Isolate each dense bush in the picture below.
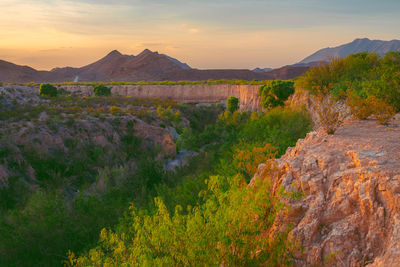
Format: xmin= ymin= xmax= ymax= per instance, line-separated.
xmin=39 ymin=83 xmax=58 ymax=97
xmin=157 ymin=106 xmax=182 ymax=124
xmin=227 ymin=96 xmax=239 ymax=113
xmin=296 ymin=51 xmax=400 ymax=125
xmin=258 ymin=80 xmax=295 ymax=109
xmin=93 ymin=84 xmax=111 ymax=96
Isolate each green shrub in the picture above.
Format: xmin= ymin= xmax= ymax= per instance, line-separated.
xmin=109 ymin=105 xmax=122 ymax=114
xmin=93 ymin=84 xmax=111 ymax=96
xmin=39 ymin=83 xmax=58 ymax=97
xmin=227 ymin=96 xmax=239 ymax=113
xmin=157 ymin=105 xmax=182 ymax=126
xmin=238 ymin=106 xmax=312 ymax=155
xmin=258 ymin=80 xmax=295 ymax=109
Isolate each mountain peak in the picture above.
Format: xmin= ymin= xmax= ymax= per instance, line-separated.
xmin=300 ymin=38 xmax=400 ymax=64
xmin=106 ymin=50 xmax=122 ymax=57
xmin=352 ymin=38 xmax=371 ymax=44
xmin=137 ymin=49 xmax=157 ymax=57
xmin=353 ymin=37 xmax=370 ymax=42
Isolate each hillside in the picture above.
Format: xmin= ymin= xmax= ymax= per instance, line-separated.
xmin=50 ymin=49 xmax=193 ymax=82
xmin=300 ymin=38 xmax=400 ymax=63
xmin=0 ymin=60 xmax=48 ymax=83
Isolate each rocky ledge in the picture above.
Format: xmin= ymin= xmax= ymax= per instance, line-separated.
xmin=253 ymin=114 xmax=400 ymax=266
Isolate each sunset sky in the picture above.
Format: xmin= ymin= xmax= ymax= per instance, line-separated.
xmin=1 ymin=0 xmax=399 ymax=70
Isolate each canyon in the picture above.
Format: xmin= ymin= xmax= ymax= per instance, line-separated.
xmin=2 ymin=82 xmax=400 ymax=266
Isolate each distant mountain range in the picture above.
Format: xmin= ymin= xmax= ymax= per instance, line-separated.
xmin=0 ymin=38 xmax=399 ymax=83
xmin=300 ymin=38 xmax=400 ymax=64
xmin=0 ymin=49 xmax=306 ymax=83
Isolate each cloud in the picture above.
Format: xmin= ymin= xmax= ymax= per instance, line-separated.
xmin=0 ymin=0 xmax=399 ymax=70
xmin=189 ymin=28 xmax=199 ymax=34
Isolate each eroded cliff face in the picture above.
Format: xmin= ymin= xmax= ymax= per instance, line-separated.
xmin=252 ymin=115 xmax=400 ymax=266
xmin=60 ymin=84 xmax=262 ymax=111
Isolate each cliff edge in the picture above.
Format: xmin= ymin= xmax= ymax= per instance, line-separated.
xmin=253 ymin=114 xmax=400 ymax=266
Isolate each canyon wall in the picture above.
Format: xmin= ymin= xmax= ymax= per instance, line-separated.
xmin=60 ymin=84 xmax=262 ymax=111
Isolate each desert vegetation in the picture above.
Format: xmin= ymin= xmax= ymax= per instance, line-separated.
xmin=93 ymin=84 xmax=112 ymax=96
xmin=39 ymin=83 xmax=58 ymax=97
xmin=67 ymin=105 xmax=311 ymax=266
xmin=227 ymin=96 xmax=239 ymax=113
xmin=296 ymin=51 xmax=400 ymax=127
xmin=258 ymin=80 xmax=295 ymax=109
xmin=0 ymin=85 xmax=311 ymax=266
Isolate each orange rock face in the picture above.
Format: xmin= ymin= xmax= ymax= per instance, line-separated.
xmin=253 ymin=115 xmax=400 ymax=266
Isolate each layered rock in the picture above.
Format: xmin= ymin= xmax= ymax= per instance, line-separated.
xmin=60 ymin=84 xmax=262 ymax=111
xmin=253 ymin=115 xmax=400 ymax=266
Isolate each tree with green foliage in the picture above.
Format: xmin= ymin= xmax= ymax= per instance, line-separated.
xmin=93 ymin=84 xmax=111 ymax=96
xmin=39 ymin=83 xmax=58 ymax=97
xmin=227 ymin=96 xmax=239 ymax=113
xmin=258 ymin=80 xmax=295 ymax=109
xmin=67 ymin=170 xmax=297 ymax=267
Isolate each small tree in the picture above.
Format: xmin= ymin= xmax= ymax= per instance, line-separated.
xmin=39 ymin=83 xmax=58 ymax=97
xmin=93 ymin=84 xmax=111 ymax=96
xmin=314 ymin=95 xmax=342 ymax=135
xmin=258 ymin=80 xmax=295 ymax=109
xmin=227 ymin=96 xmax=239 ymax=113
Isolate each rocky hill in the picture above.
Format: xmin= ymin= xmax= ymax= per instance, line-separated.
xmin=50 ymin=49 xmax=193 ymax=82
xmin=300 ymin=38 xmax=400 ymax=64
xmin=0 ymin=50 xmax=310 ymax=83
xmin=252 ymin=114 xmax=400 ymax=266
xmin=0 ymin=60 xmax=49 ymax=83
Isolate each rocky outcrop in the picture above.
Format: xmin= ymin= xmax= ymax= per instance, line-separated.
xmin=252 ymin=114 xmax=400 ymax=266
xmin=133 ymin=119 xmax=176 ymax=157
xmin=60 ymin=84 xmax=261 ymax=111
